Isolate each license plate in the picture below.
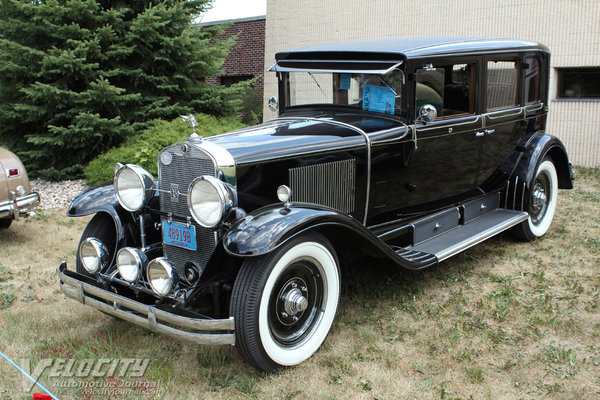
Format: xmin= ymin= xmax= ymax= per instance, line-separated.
xmin=163 ymin=220 xmax=197 ymax=251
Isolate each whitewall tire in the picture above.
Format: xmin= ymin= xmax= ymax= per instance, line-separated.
xmin=231 ymin=233 xmax=340 ymax=372
xmin=513 ymin=158 xmax=558 ymax=241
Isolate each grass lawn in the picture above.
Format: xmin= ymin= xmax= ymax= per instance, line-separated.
xmin=0 ymin=167 xmax=598 ymax=400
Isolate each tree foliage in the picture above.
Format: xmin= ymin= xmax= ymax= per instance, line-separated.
xmin=0 ymin=0 xmax=242 ymax=179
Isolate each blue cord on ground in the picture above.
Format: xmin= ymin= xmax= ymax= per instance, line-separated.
xmin=0 ymin=349 xmax=60 ymax=400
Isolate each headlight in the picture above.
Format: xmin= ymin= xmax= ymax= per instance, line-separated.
xmin=114 ymin=164 xmax=156 ymax=212
xmin=79 ymin=238 xmax=109 ymax=274
xmin=187 ymin=176 xmax=234 ymax=228
xmin=116 ymin=247 xmax=146 ymax=283
xmin=147 ymin=257 xmax=175 ymax=297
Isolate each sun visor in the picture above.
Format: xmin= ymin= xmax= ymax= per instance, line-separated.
xmin=268 ymin=60 xmax=403 ymax=75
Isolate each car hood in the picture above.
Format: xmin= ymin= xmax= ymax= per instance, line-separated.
xmin=204 ymin=118 xmax=367 ymax=165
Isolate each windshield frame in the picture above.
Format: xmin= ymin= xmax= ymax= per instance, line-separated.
xmin=277 ymin=67 xmax=408 ymax=119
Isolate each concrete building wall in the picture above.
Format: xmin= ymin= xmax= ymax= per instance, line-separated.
xmin=263 ymin=0 xmax=600 ymax=167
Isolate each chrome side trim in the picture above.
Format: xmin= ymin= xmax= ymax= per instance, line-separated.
xmin=58 ymin=263 xmax=235 ymax=346
xmin=275 ymin=117 xmax=371 ymax=225
xmin=415 ymin=115 xmax=482 ymax=133
xmin=484 ymin=107 xmax=524 ymax=121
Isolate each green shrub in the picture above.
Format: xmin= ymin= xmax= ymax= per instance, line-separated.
xmin=84 ymin=115 xmax=245 ymax=185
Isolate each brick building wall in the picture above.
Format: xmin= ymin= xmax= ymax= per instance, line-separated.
xmin=203 ymin=16 xmax=266 ymax=93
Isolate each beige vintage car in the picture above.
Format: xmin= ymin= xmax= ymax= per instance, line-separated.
xmin=0 ymin=146 xmax=40 ymax=228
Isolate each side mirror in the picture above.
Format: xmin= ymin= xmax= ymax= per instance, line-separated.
xmin=418 ymin=104 xmax=437 ymax=123
xmin=268 ymin=96 xmax=279 ymax=112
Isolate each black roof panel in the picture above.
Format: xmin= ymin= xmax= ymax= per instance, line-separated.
xmin=275 ymin=37 xmax=548 ymax=61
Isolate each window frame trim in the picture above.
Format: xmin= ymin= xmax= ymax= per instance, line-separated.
xmin=483 ymin=55 xmax=522 ymax=112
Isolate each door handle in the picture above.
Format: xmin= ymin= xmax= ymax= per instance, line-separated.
xmin=473 ymin=129 xmax=494 ymax=137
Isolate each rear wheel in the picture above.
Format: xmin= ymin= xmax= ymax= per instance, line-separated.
xmin=76 ymin=213 xmax=116 ymax=276
xmin=231 ymin=233 xmax=340 ymax=372
xmin=512 ymin=158 xmax=558 ymax=241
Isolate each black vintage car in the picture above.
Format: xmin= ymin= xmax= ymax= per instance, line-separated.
xmin=59 ymin=37 xmax=574 ymax=372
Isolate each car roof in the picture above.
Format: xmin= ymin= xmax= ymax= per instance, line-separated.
xmin=275 ymin=37 xmax=548 ymax=61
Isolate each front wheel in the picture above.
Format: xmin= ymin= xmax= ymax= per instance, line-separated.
xmin=0 ymin=218 xmax=12 ymax=229
xmin=231 ymin=233 xmax=340 ymax=372
xmin=512 ymin=158 xmax=558 ymax=241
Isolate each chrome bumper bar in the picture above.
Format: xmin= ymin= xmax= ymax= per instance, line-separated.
xmin=58 ymin=262 xmax=235 ymax=345
xmin=0 ymin=192 xmax=39 ymax=220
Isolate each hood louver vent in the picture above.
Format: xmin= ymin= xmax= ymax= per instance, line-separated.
xmin=289 ymin=159 xmax=356 ymax=214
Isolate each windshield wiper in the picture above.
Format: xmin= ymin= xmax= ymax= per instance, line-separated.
xmin=308 ymin=72 xmax=327 ymax=98
xmin=376 ymin=75 xmax=398 ymax=96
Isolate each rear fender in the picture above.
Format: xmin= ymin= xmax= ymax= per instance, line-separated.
xmin=513 ymin=133 xmax=574 ymax=190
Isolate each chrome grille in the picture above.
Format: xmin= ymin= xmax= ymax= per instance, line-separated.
xmin=158 ymin=143 xmax=216 ymax=276
xmin=289 ymin=159 xmax=356 ymax=214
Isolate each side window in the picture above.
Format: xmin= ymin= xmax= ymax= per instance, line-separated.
xmin=524 ymin=58 xmax=541 ymax=103
xmin=486 ymin=60 xmax=518 ymax=110
xmin=415 ymin=63 xmax=473 ymax=118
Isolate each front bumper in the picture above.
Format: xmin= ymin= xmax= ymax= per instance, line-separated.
xmin=58 ymin=262 xmax=235 ymax=345
xmin=0 ymin=192 xmax=39 ymax=220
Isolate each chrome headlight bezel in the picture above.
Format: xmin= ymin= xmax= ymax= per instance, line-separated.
xmin=116 ymin=247 xmax=147 ymax=283
xmin=146 ymin=257 xmax=176 ymax=297
xmin=187 ymin=175 xmax=235 ymax=228
xmin=79 ymin=238 xmax=109 ymax=274
xmin=114 ymin=164 xmax=156 ymax=212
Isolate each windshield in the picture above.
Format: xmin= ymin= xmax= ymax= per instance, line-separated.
xmin=283 ymin=70 xmax=405 ymax=116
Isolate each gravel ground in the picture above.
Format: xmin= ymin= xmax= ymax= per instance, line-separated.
xmin=31 ymin=179 xmax=89 ymax=210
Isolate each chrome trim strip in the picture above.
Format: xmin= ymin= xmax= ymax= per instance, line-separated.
xmin=275 ymin=117 xmax=372 ymax=225
xmin=415 ymin=115 xmax=481 ymax=133
xmin=484 ymin=107 xmax=524 ymax=120
xmin=436 ymin=212 xmax=528 ymax=261
xmin=525 ymin=103 xmax=543 ymax=112
xmin=58 ymin=263 xmax=235 ymax=346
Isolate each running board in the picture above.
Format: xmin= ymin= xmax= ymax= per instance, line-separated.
xmin=408 ymin=209 xmax=528 ymax=261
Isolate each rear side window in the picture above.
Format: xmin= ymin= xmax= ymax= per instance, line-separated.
xmin=486 ymin=60 xmax=518 ymax=110
xmin=524 ymin=58 xmax=541 ymax=103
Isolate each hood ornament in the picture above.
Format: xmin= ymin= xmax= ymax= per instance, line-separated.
xmin=180 ymin=114 xmax=202 ymax=142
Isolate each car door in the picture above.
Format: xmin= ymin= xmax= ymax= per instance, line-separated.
xmin=406 ymin=60 xmax=483 ymax=209
xmin=478 ymin=57 xmax=525 ymax=186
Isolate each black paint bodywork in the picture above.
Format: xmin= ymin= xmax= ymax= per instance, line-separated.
xmin=67 ymin=38 xmax=574 ymax=318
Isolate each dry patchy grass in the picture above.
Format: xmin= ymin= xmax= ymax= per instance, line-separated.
xmin=0 ymin=167 xmax=598 ymax=400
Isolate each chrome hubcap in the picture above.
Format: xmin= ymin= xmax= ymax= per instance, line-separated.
xmin=269 ymin=260 xmax=324 ymax=346
xmin=530 ymin=170 xmax=551 ymax=225
xmin=277 ymin=279 xmax=309 ymax=323
xmin=532 ymin=184 xmax=547 ymax=212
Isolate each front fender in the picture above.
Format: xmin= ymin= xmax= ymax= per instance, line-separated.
xmin=67 ymin=181 xmax=131 ymax=247
xmin=223 ymin=204 xmax=370 ymax=257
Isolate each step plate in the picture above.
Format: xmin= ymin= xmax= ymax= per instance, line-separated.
xmin=410 ymin=209 xmax=528 ymax=261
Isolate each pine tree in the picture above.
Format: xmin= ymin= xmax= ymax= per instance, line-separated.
xmin=0 ymin=0 xmax=239 ymax=179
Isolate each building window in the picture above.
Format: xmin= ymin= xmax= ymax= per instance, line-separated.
xmin=557 ymin=68 xmax=600 ymax=99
